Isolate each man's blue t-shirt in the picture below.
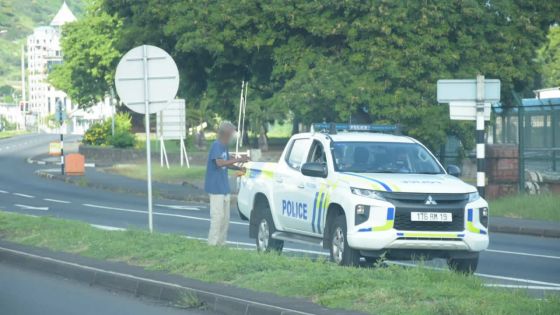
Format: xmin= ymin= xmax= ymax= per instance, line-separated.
xmin=204 ymin=140 xmax=230 ymax=194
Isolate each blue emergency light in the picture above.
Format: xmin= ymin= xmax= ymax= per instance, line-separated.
xmin=312 ymin=123 xmax=399 ymax=134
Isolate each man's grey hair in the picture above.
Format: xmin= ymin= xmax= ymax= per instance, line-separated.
xmin=218 ymin=120 xmax=236 ymax=136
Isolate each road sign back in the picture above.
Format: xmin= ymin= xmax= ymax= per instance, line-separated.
xmin=114 ymin=45 xmax=179 ymax=114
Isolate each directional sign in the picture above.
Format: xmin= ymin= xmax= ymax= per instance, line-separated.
xmin=115 ymin=45 xmax=179 ymax=114
xmin=449 ymin=102 xmax=491 ymax=121
xmin=437 ymin=79 xmax=501 ymax=103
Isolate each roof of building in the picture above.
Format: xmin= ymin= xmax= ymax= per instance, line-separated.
xmin=50 ymin=1 xmax=77 ymax=27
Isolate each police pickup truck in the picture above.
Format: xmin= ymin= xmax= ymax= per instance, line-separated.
xmin=237 ymin=124 xmax=489 ymax=273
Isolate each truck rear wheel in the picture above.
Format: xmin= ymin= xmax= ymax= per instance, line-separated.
xmin=255 ymin=208 xmax=283 ymax=253
xmin=329 ymin=215 xmax=360 ymax=266
xmin=447 ymin=254 xmax=479 ymax=274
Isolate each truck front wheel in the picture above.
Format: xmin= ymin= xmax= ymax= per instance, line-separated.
xmin=329 ymin=215 xmax=360 ymax=266
xmin=447 ymin=254 xmax=479 ymax=274
xmin=255 ymin=210 xmax=284 ymax=253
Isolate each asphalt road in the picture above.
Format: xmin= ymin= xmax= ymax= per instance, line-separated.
xmin=0 ymin=263 xmax=212 ymax=315
xmin=1 ymin=133 xmax=559 ymax=295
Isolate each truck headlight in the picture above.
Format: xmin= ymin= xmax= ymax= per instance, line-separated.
xmin=467 ymin=191 xmax=480 ymax=203
xmin=350 ymin=187 xmax=386 ymax=201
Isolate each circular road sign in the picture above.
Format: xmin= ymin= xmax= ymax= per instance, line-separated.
xmin=114 ymin=45 xmax=179 ymax=114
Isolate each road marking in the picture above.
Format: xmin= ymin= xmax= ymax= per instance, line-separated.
xmin=486 ymin=248 xmax=560 ymax=260
xmin=475 ymin=272 xmax=560 ymax=287
xmin=14 ymin=204 xmax=49 ymax=211
xmin=82 ymin=203 xmax=248 ymax=226
xmin=43 ymin=198 xmax=71 ymax=204
xmin=484 ymin=284 xmax=560 ymax=291
xmin=13 ymin=193 xmax=35 ymax=198
xmin=0 ymin=190 xmax=8 ymax=194
xmin=91 ymin=224 xmax=126 ymax=231
xmin=155 ymin=204 xmax=201 ymax=211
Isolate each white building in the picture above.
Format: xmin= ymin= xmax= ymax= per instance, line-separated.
xmin=25 ymin=1 xmax=112 ymax=134
xmin=534 ymin=87 xmax=560 ymax=99
xmin=27 ymin=2 xmax=76 ymax=120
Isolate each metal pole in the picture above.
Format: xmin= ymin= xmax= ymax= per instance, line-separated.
xmin=236 ymin=81 xmax=244 ymax=156
xmin=143 ymin=45 xmax=154 ymax=233
xmin=60 ymin=129 xmax=64 ymax=175
xmin=110 ymin=88 xmax=115 ymax=136
xmin=518 ymin=105 xmax=525 ymax=193
xmin=475 ymin=75 xmax=486 ymax=197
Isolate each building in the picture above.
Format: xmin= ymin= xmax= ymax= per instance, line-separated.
xmin=24 ymin=1 xmax=112 ymax=134
xmin=26 ymin=2 xmax=76 ymax=120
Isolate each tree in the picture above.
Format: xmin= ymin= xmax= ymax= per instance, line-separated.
xmin=539 ymin=25 xmax=560 ymax=87
xmin=96 ymin=0 xmax=559 ymax=150
xmin=49 ymin=0 xmax=122 ymax=108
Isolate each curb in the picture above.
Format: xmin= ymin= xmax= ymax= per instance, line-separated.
xmin=27 ymin=157 xmax=96 ymax=168
xmin=489 ymin=223 xmax=560 ymax=238
xmin=0 ymin=242 xmax=362 ymax=315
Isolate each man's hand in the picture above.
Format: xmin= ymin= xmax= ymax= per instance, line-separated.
xmin=236 ymin=156 xmax=250 ymax=163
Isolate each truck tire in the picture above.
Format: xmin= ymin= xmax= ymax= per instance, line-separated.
xmin=255 ymin=207 xmax=284 ymax=253
xmin=329 ymin=215 xmax=360 ymax=266
xmin=447 ymin=254 xmax=479 ymax=274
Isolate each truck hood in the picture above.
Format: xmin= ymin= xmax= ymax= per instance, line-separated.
xmin=339 ymin=172 xmax=476 ymax=194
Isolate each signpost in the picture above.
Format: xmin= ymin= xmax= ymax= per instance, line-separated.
xmin=55 ymin=99 xmax=66 ymax=175
xmin=156 ymin=99 xmax=189 ymax=168
xmin=115 ymin=45 xmax=179 ymax=232
xmin=437 ymin=76 xmax=501 ymax=197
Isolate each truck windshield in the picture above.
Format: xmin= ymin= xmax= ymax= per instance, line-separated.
xmin=331 ymin=141 xmax=444 ymax=174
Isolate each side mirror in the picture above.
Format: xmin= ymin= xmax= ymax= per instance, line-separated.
xmin=301 ymin=162 xmax=328 ymax=178
xmin=447 ymin=164 xmax=461 ymax=177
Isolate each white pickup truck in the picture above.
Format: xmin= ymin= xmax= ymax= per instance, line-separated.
xmin=237 ymin=127 xmax=489 ymax=272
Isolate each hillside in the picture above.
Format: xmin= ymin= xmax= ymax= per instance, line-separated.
xmin=0 ymin=0 xmax=86 ymax=89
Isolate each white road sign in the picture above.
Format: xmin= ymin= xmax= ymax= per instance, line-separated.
xmin=449 ymin=101 xmax=491 ymax=121
xmin=115 ymin=45 xmax=179 ymax=114
xmin=157 ymin=99 xmax=186 ymax=140
xmin=437 ymin=79 xmax=500 ymax=103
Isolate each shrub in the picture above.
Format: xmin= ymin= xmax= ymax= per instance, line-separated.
xmin=83 ymin=113 xmax=135 ymax=148
xmin=109 ymin=131 xmax=136 ymax=148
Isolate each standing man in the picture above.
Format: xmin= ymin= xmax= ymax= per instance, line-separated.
xmin=204 ymin=121 xmax=248 ymax=246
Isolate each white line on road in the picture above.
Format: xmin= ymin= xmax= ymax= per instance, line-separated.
xmin=155 ymin=204 xmax=201 ymax=211
xmin=82 ymin=203 xmax=248 ymax=226
xmin=486 ymin=248 xmax=560 ymax=260
xmin=13 ymin=193 xmax=35 ymax=198
xmin=91 ymin=224 xmax=126 ymax=231
xmin=14 ymin=204 xmax=49 ymax=211
xmin=484 ymin=284 xmax=560 ymax=291
xmin=0 ymin=190 xmax=8 ymax=194
xmin=43 ymin=198 xmax=71 ymax=204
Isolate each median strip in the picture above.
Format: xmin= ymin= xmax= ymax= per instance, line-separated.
xmin=0 ymin=212 xmax=558 ymax=315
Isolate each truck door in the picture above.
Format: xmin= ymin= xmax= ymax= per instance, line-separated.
xmin=298 ymin=140 xmax=329 ymax=235
xmin=273 ymin=137 xmax=312 ymax=232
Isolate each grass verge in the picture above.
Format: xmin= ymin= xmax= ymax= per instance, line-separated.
xmin=0 ymin=212 xmax=558 ymax=315
xmin=489 ymin=194 xmax=560 ymax=222
xmin=106 ymin=164 xmax=206 ymax=184
xmin=0 ymin=130 xmax=28 ymax=139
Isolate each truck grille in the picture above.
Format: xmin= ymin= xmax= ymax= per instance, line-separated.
xmin=379 ymin=192 xmax=468 ymax=232
xmin=393 ymin=207 xmax=465 ymax=231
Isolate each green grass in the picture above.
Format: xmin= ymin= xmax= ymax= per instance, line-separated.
xmin=106 ymin=163 xmax=206 ymax=184
xmin=0 ymin=130 xmax=28 ymax=139
xmin=489 ymin=194 xmax=560 ymax=222
xmin=0 ymin=212 xmax=558 ymax=315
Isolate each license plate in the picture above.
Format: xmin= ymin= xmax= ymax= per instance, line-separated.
xmin=411 ymin=212 xmax=452 ymax=222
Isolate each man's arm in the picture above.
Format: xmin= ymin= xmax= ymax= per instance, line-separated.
xmin=215 ymin=156 xmax=248 ymax=168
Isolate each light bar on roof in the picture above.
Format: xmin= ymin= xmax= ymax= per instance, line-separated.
xmin=312 ymin=123 xmax=398 ymax=133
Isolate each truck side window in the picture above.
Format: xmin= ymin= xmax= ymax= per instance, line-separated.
xmin=307 ymin=140 xmax=326 ymax=164
xmin=286 ymin=139 xmax=309 ymax=170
